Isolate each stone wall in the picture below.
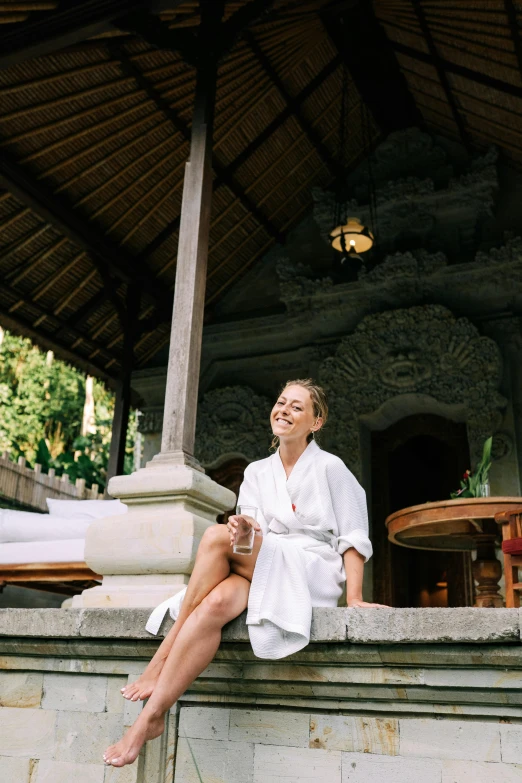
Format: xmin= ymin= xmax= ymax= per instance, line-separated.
xmin=1 ymin=607 xmax=522 ymax=782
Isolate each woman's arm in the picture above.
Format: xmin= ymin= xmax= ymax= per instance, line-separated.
xmin=343 ymin=548 xmax=388 ymax=608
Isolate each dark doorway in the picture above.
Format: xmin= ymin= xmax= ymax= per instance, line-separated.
xmin=207 ymin=458 xmax=247 ymax=524
xmin=371 ymin=414 xmax=474 ymax=607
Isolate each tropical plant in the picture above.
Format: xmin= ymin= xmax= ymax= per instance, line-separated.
xmin=451 ymin=436 xmax=493 ymax=499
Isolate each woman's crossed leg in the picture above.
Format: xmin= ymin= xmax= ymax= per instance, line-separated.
xmin=104 ymin=524 xmax=262 ymax=768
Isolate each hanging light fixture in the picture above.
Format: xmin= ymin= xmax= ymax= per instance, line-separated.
xmin=329 ymin=66 xmax=376 ymax=262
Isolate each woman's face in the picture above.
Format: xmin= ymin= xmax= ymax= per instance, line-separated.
xmin=270 ymin=384 xmax=322 ymax=444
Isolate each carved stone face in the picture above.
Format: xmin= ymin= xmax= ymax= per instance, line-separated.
xmin=379 ymin=350 xmax=432 ymax=389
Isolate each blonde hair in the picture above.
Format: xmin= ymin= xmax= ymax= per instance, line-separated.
xmin=270 ymin=378 xmax=328 ymax=451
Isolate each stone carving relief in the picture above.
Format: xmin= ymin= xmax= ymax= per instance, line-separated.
xmin=358 ymin=249 xmax=447 ymax=284
xmin=319 ymin=305 xmax=506 ymax=479
xmin=276 ymin=256 xmax=333 ymax=310
xmin=195 ymin=386 xmax=273 ymax=467
xmin=138 ymin=406 xmax=164 ymax=434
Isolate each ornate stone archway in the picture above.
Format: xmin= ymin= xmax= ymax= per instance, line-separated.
xmin=319 ymin=305 xmax=506 ymax=480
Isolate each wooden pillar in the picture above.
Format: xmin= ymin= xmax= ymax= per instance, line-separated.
xmin=153 ymin=0 xmax=224 ymax=471
xmin=107 ymin=285 xmax=140 ymax=483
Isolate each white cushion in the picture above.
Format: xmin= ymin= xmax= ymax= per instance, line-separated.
xmin=0 ymin=509 xmax=90 ymax=543
xmin=46 ymin=498 xmax=127 ymax=520
xmin=0 ymin=538 xmax=85 ymax=564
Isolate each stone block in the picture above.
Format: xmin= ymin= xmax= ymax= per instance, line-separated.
xmin=229 ymin=709 xmax=309 ymax=747
xmin=105 ymin=677 xmax=128 ymax=714
xmin=0 ymin=756 xmax=32 ymax=782
xmin=310 ymin=608 xmax=348 ymax=641
xmin=104 ymin=763 xmax=140 ymax=782
xmin=42 ymin=673 xmax=107 ymax=712
xmin=0 ymin=707 xmax=55 ymax=758
xmin=425 ymin=668 xmax=522 ymax=689
xmin=0 ymin=671 xmax=43 ymax=707
xmin=54 ymin=711 xmax=123 ymax=764
xmin=254 ymin=744 xmax=341 ymax=783
xmin=501 ymin=726 xmax=522 ymax=764
xmin=34 ymin=760 xmax=105 ymax=783
xmin=222 ymin=612 xmax=249 ymax=642
xmin=175 ymin=737 xmax=254 ymax=783
xmin=341 ymin=753 xmax=442 ymax=782
xmin=0 ymin=609 xmax=81 ymax=637
xmin=346 ymin=608 xmax=520 ymax=643
xmin=179 ymin=706 xmax=230 ymax=741
xmin=399 ymin=718 xmax=501 ymax=762
xmin=123 ymin=680 xmax=144 ymax=727
xmin=310 ymin=715 xmax=399 ymax=755
xmin=442 ymin=759 xmax=522 ymax=782
xmin=79 ymin=609 xmax=152 ymax=638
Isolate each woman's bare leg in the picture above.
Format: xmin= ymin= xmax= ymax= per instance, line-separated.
xmin=122 ymin=524 xmax=261 ymax=701
xmin=104 ymin=573 xmax=250 ymax=767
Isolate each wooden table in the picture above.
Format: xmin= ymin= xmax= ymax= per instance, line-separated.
xmin=386 ymin=497 xmax=522 ymax=607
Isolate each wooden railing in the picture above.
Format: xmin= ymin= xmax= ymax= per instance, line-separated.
xmin=0 ymin=451 xmax=103 ymax=512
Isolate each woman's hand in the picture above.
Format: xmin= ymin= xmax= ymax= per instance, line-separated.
xmin=347 ymin=598 xmax=389 ymax=608
xmin=226 ymin=514 xmax=261 ymax=547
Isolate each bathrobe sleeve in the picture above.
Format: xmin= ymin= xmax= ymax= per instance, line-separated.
xmin=325 ymin=458 xmax=373 ymax=562
xmin=237 ymin=463 xmax=269 ymax=535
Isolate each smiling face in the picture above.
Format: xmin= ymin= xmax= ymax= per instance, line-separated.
xmin=270 ymin=383 xmax=323 ymax=445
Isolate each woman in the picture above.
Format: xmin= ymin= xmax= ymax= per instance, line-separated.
xmin=103 ymin=379 xmax=385 ymax=768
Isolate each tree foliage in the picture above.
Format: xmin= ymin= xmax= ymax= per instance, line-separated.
xmin=0 ymin=329 xmax=136 ymax=489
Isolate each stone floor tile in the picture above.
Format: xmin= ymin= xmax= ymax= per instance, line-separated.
xmin=179 ymin=706 xmax=230 ymax=740
xmin=175 ymin=737 xmax=254 ymax=783
xmin=254 ymin=744 xmax=341 ymax=783
xmin=501 ymin=726 xmax=522 ymax=764
xmin=54 ymin=711 xmax=123 ymax=765
xmin=42 ymin=673 xmax=107 ymax=713
xmin=341 ymin=753 xmax=442 ymax=783
xmin=399 ymin=718 xmax=501 ymax=762
xmin=34 ymin=760 xmax=105 ymax=783
xmin=0 ymin=672 xmax=43 ymax=708
xmin=0 ymin=755 xmax=33 ymax=782
xmin=230 ymin=709 xmax=309 ymax=747
xmin=105 ymin=677 xmax=127 ymax=714
xmin=104 ymin=763 xmax=140 ymax=782
xmin=310 ymin=715 xmax=399 ymax=755
xmin=442 ymin=759 xmax=522 ymax=782
xmin=0 ymin=707 xmax=56 ymax=758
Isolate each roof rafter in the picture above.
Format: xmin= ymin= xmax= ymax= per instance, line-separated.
xmin=216 ymin=0 xmax=277 ymax=58
xmin=244 ymin=29 xmax=338 ymax=180
xmin=0 ymin=151 xmax=172 ymax=320
xmin=411 ymin=0 xmax=471 ymax=150
xmin=139 ymin=54 xmax=342 ymax=262
xmin=391 ymin=40 xmax=522 ymax=100
xmin=0 ymin=0 xmax=186 ymax=69
xmin=115 ymin=42 xmax=284 ymax=243
xmin=503 ymin=0 xmax=522 ymax=86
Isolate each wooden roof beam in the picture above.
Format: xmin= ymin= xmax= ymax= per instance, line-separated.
xmin=391 ymin=40 xmax=522 ymax=100
xmin=503 ymin=0 xmax=522 ymax=89
xmin=0 ymin=151 xmax=172 ymax=319
xmin=116 ymin=43 xmax=284 ymax=244
xmin=244 ymin=30 xmax=338 ymax=180
xmin=321 ymin=2 xmax=422 ymax=134
xmin=138 ymin=54 xmax=342 ymax=263
xmin=117 ymin=10 xmax=199 ymax=67
xmin=411 ymin=0 xmax=471 ymax=151
xmin=216 ymin=0 xmax=276 ymax=58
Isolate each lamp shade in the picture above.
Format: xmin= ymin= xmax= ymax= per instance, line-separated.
xmin=329 ymin=216 xmax=374 ymax=255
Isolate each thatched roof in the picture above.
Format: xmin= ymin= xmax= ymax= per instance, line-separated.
xmin=0 ymin=0 xmax=518 ymax=381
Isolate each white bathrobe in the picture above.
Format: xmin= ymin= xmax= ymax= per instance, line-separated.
xmin=146 ymin=441 xmax=372 ymax=660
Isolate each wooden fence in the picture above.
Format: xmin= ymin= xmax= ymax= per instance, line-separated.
xmin=0 ymin=451 xmax=103 ymax=512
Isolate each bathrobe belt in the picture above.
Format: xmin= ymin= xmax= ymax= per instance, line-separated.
xmin=268 ymin=518 xmax=334 ymax=545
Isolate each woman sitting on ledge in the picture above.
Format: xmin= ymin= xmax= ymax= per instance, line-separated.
xmin=104 ymin=378 xmax=386 ymax=768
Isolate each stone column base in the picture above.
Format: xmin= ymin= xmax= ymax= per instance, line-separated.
xmin=73 ymin=463 xmax=235 ymax=608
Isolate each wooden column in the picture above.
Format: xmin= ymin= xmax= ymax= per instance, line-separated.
xmin=153 ymin=0 xmax=223 ymax=471
xmin=107 ymin=285 xmax=140 ymax=483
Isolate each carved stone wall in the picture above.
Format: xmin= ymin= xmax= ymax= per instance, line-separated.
xmin=319 ymin=304 xmax=506 ymax=479
xmin=195 ymin=385 xmax=273 ymax=467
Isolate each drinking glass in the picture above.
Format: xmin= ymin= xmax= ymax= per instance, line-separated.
xmin=479 ymin=482 xmax=491 ymax=497
xmin=233 ymin=505 xmax=257 ymax=555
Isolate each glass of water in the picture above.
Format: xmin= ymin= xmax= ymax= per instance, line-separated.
xmin=233 ymin=505 xmax=257 ymax=555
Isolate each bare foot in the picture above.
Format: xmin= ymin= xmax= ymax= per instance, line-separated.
xmin=103 ymin=711 xmax=165 ymax=767
xmin=121 ymin=659 xmax=165 ymax=701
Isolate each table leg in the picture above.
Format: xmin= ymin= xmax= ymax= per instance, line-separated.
xmin=472 ymin=531 xmax=503 ymax=608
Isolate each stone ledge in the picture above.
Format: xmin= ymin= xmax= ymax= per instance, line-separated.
xmin=0 ymin=607 xmax=520 ymax=644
